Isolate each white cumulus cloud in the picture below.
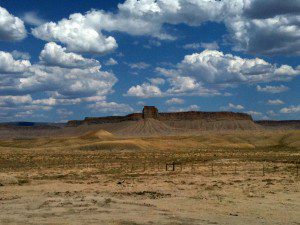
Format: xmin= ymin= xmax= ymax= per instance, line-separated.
xmin=0 ymin=51 xmax=31 ymax=74
xmin=30 ymin=1 xmax=300 ymax=55
xmin=171 ymin=50 xmax=299 ymax=84
xmin=280 ymin=105 xmax=300 ymax=114
xmin=32 ymin=11 xmax=118 ymax=54
xmin=166 ymin=98 xmax=184 ymax=105
xmin=126 ymin=83 xmax=163 ymax=98
xmin=39 ymin=42 xmax=100 ymax=68
xmin=0 ymin=6 xmax=27 ymax=41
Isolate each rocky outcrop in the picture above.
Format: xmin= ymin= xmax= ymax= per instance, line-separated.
xmin=67 ymin=106 xmax=253 ymax=126
xmin=143 ymin=106 xmax=159 ymax=119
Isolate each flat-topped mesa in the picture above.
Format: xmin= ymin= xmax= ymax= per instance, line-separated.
xmin=67 ymin=106 xmax=253 ymax=126
xmin=158 ymin=111 xmax=252 ymax=121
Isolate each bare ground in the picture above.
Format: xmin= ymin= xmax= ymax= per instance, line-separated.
xmin=0 ymin=130 xmax=299 ymax=225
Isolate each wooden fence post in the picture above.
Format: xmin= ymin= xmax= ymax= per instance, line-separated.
xmin=211 ymin=163 xmax=214 ymax=176
xmin=262 ymin=163 xmax=265 ymax=176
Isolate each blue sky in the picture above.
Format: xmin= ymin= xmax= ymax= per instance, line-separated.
xmin=0 ymin=0 xmax=299 ymax=122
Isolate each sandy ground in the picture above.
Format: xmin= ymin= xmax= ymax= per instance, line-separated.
xmin=1 ymin=163 xmax=299 ymax=225
xmin=0 ymin=131 xmax=299 ymax=224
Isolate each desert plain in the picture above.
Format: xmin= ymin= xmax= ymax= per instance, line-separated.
xmin=0 ymin=124 xmax=299 ymax=225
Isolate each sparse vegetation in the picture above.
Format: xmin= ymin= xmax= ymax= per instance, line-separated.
xmin=0 ymin=129 xmax=299 ymax=224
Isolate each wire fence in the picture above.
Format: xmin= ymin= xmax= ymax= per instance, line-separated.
xmin=77 ymin=161 xmax=300 ymax=177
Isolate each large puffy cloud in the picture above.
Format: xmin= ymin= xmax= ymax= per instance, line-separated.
xmin=32 ymin=12 xmax=118 ymax=54
xmin=39 ymin=42 xmax=100 ymax=68
xmin=225 ymin=0 xmax=300 ymax=55
xmin=0 ymin=6 xmax=27 ymax=41
xmin=111 ymin=0 xmax=242 ymax=40
xmin=118 ymin=0 xmax=300 ymax=55
xmin=0 ymin=49 xmax=117 ymax=101
xmin=228 ymin=14 xmax=300 ymax=55
xmin=158 ymin=50 xmax=300 ymax=85
xmin=127 ymin=49 xmax=298 ymax=98
xmin=0 ymin=48 xmax=122 ymax=120
xmin=11 ymin=65 xmax=117 ymax=98
xmin=31 ymin=0 xmax=300 ymax=55
xmin=118 ymin=0 xmax=243 ymax=26
xmin=31 ymin=0 xmax=240 ymax=53
xmin=0 ymin=51 xmax=31 ymax=74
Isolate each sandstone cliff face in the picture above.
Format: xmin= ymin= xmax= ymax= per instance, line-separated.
xmin=158 ymin=111 xmax=252 ymax=121
xmin=67 ymin=106 xmax=253 ymax=126
xmin=143 ymin=106 xmax=159 ymax=119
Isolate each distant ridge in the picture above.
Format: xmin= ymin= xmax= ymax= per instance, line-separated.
xmin=0 ymin=122 xmax=65 ymax=130
xmin=0 ymin=122 xmax=65 ymax=126
xmin=67 ymin=106 xmax=253 ymax=126
xmin=0 ymin=107 xmax=298 ymax=139
xmin=256 ymin=120 xmax=300 ymax=129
